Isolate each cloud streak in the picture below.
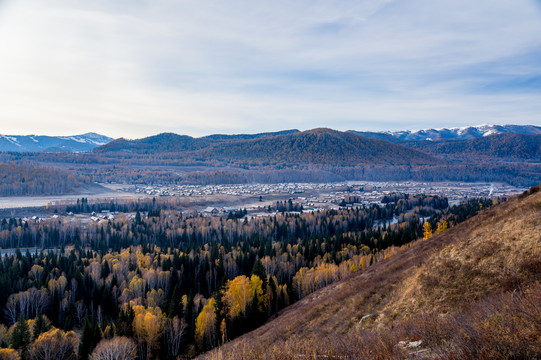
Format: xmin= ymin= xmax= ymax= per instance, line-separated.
xmin=0 ymin=0 xmax=540 ymax=138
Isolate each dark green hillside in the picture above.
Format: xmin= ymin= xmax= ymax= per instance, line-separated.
xmin=95 ymin=130 xmax=301 ymax=154
xmin=202 ymin=129 xmax=299 ymax=140
xmin=409 ymin=133 xmax=541 ymax=159
xmin=95 ymin=133 xmax=216 ymax=154
xmin=199 ymin=128 xmax=438 ymax=165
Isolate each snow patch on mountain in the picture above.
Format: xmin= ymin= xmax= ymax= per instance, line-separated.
xmin=384 ymin=124 xmax=541 ymax=141
xmin=0 ymin=133 xmax=114 ymax=152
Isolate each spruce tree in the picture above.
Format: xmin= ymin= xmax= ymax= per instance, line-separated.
xmin=32 ymin=315 xmax=49 ymax=341
xmin=251 ymin=259 xmax=267 ymax=288
xmin=168 ymin=285 xmax=183 ymax=319
xmin=79 ymin=316 xmax=101 ymax=360
xmin=12 ymin=315 xmax=31 ymax=358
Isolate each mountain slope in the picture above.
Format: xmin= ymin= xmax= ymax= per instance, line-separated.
xmin=0 ymin=162 xmax=103 ymax=196
xmin=95 ymin=133 xmax=216 ymax=153
xmin=0 ymin=133 xmax=113 ymax=152
xmin=409 ymin=133 xmax=541 ymax=159
xmin=380 ymin=124 xmax=541 ymax=141
xmin=195 ymin=128 xmax=438 ymax=165
xmin=94 ymin=128 xmax=439 ymax=166
xmin=348 ymin=130 xmax=407 ymax=144
xmin=204 ymin=186 xmax=541 ymax=358
xmin=96 ymin=130 xmax=301 ymax=153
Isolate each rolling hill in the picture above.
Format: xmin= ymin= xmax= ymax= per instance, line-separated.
xmin=202 ymin=129 xmax=300 ymax=141
xmin=409 ymin=133 xmax=541 ymax=159
xmin=95 ymin=128 xmax=439 ymax=166
xmin=96 ymin=130 xmax=301 ymax=154
xmin=202 ymin=186 xmax=541 ymax=359
xmin=95 ymin=133 xmax=215 ymax=154
xmin=198 ymin=128 xmax=439 ymax=165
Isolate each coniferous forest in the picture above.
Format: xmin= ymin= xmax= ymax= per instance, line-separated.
xmin=0 ymin=194 xmax=495 ymax=359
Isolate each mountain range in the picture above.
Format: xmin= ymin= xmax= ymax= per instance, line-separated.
xmin=2 ymin=124 xmax=539 ymax=153
xmin=0 ymin=132 xmax=113 ymax=152
xmin=96 ymin=126 xmax=541 ymax=163
xmin=1 ymin=124 xmax=540 ymax=187
xmin=97 ymin=128 xmax=438 ymax=165
xmin=355 ymin=124 xmax=541 ymax=142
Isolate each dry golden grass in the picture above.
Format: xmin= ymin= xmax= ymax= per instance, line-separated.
xmin=389 ymin=187 xmax=541 ymax=318
xmin=199 ymin=186 xmax=541 ymax=359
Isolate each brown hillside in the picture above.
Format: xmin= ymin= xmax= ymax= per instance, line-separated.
xmin=202 ymin=187 xmax=541 ymax=359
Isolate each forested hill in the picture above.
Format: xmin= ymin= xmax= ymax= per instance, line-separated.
xmin=202 ymin=129 xmax=299 ymax=140
xmin=0 ymin=163 xmax=94 ymax=196
xmin=95 ymin=128 xmax=438 ymax=166
xmin=95 ymin=133 xmax=216 ymax=153
xmin=95 ymin=130 xmax=300 ymax=154
xmin=407 ymin=133 xmax=541 ymax=159
xmin=197 ymin=128 xmax=438 ymax=165
xmin=204 ymin=186 xmax=541 ymax=359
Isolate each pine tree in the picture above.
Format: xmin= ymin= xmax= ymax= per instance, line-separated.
xmin=116 ymin=307 xmax=135 ymax=337
xmin=12 ymin=315 xmax=31 ymax=358
xmin=251 ymin=260 xmax=267 ymax=289
xmin=32 ymin=315 xmax=49 ymax=341
xmin=79 ymin=316 xmax=101 ymax=360
xmin=168 ymin=285 xmax=183 ymax=319
xmin=79 ymin=317 xmax=93 ymax=360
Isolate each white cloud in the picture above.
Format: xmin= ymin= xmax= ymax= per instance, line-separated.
xmin=0 ymin=0 xmax=540 ymax=138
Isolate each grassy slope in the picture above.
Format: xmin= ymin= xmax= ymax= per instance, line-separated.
xmin=203 ymin=187 xmax=541 ymax=358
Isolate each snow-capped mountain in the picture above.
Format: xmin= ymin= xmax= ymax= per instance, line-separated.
xmin=383 ymin=124 xmax=541 ymax=141
xmin=0 ymin=132 xmax=114 ymax=152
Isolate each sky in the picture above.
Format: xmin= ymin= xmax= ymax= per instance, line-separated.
xmin=0 ymin=0 xmax=540 ymax=139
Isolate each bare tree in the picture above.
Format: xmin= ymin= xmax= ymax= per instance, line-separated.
xmin=18 ymin=291 xmax=30 ymax=320
xmin=28 ymin=288 xmax=50 ymax=318
xmin=4 ymin=294 xmax=18 ymax=325
xmin=31 ymin=329 xmax=78 ymax=360
xmin=75 ymin=301 xmax=86 ymax=328
xmin=165 ymin=316 xmax=187 ymax=358
xmin=89 ymin=337 xmax=137 ymax=360
xmin=28 ymin=265 xmax=43 ymax=283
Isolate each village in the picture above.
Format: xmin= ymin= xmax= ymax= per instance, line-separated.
xmin=119 ymin=180 xmax=522 ymax=215
xmin=1 ymin=181 xmax=524 ymax=228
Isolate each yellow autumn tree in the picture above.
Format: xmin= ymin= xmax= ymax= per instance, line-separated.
xmin=223 ymin=275 xmax=252 ymax=319
xmin=436 ymin=219 xmax=448 ymax=234
xmin=249 ymin=275 xmax=265 ymax=313
xmin=423 ymin=222 xmax=432 ymax=240
xmin=195 ymin=298 xmax=216 ymax=348
xmin=132 ymin=306 xmax=165 ymax=360
xmin=0 ymin=349 xmax=20 ymax=360
xmin=219 ymin=319 xmax=227 ymax=344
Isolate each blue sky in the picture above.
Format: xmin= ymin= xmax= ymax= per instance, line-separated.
xmin=0 ymin=0 xmax=540 ymax=138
